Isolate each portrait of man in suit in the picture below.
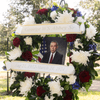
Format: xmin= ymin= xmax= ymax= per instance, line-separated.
xmin=41 ymin=41 xmax=63 ymax=64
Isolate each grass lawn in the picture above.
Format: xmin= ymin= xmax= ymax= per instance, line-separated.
xmin=0 ymin=59 xmax=6 ymax=61
xmin=0 ymin=77 xmax=25 ymax=100
xmin=78 ymin=91 xmax=100 ymax=100
xmin=95 ymin=69 xmax=100 ymax=81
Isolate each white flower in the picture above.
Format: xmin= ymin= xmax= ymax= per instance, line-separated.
xmin=24 ymin=36 xmax=32 ymax=46
xmin=23 ymin=16 xmax=35 ymax=25
xmin=80 ymin=23 xmax=85 ymax=33
xmin=45 ymin=95 xmax=54 ymax=100
xmin=48 ymin=80 xmax=63 ymax=96
xmin=56 ymin=75 xmax=64 ymax=81
xmin=19 ymin=77 xmax=33 ymax=96
xmin=42 ymin=21 xmax=51 ymax=24
xmin=86 ymin=23 xmax=96 ymax=39
xmin=10 ymin=77 xmax=15 ymax=86
xmin=11 ymin=72 xmax=17 ymax=78
xmin=74 ymin=39 xmax=83 ymax=49
xmin=10 ymin=72 xmax=17 ymax=86
xmin=70 ymin=50 xmax=91 ymax=65
xmin=75 ymin=17 xmax=84 ymax=24
xmin=50 ymin=11 xmax=57 ymax=20
xmin=40 ymin=34 xmax=46 ymax=37
xmin=75 ymin=17 xmax=85 ymax=33
xmin=8 ymin=47 xmax=22 ymax=60
xmin=56 ymin=10 xmax=74 ymax=23
xmin=66 ymin=75 xmax=77 ymax=84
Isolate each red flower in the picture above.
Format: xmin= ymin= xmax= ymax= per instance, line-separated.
xmin=79 ymin=71 xmax=91 ymax=83
xmin=24 ymin=72 xmax=35 ymax=78
xmin=36 ymin=86 xmax=46 ymax=97
xmin=22 ymin=51 xmax=33 ymax=61
xmin=68 ymin=8 xmax=77 ymax=17
xmin=13 ymin=37 xmax=20 ymax=47
xmin=66 ymin=34 xmax=77 ymax=42
xmin=36 ymin=8 xmax=48 ymax=15
xmin=64 ymin=90 xmax=73 ymax=100
xmin=68 ymin=8 xmax=77 ymax=14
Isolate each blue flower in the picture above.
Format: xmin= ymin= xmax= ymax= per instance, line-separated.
xmin=88 ymin=43 xmax=97 ymax=51
xmin=70 ymin=42 xmax=74 ymax=49
xmin=46 ymin=74 xmax=53 ymax=81
xmin=77 ymin=11 xmax=82 ymax=17
xmin=72 ymin=82 xmax=80 ymax=90
xmin=51 ymin=5 xmax=59 ymax=11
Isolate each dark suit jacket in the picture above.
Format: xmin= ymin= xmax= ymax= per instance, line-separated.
xmin=41 ymin=51 xmax=63 ymax=64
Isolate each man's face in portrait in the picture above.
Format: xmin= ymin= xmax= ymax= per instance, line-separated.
xmin=50 ymin=42 xmax=58 ymax=53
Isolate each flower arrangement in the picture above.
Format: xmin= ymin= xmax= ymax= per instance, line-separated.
xmin=5 ymin=2 xmax=100 ymax=100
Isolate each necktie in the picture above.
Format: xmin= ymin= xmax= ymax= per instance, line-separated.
xmin=49 ymin=53 xmax=53 ymax=63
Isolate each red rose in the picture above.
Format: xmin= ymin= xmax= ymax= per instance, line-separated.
xmin=36 ymin=8 xmax=48 ymax=15
xmin=68 ymin=8 xmax=77 ymax=14
xmin=79 ymin=71 xmax=91 ymax=83
xmin=36 ymin=86 xmax=46 ymax=97
xmin=66 ymin=34 xmax=77 ymax=42
xmin=13 ymin=37 xmax=20 ymax=47
xmin=64 ymin=90 xmax=73 ymax=100
xmin=22 ymin=51 xmax=33 ymax=61
xmin=24 ymin=72 xmax=35 ymax=78
xmin=68 ymin=8 xmax=77 ymax=17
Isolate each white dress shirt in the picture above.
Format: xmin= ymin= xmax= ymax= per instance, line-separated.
xmin=48 ymin=52 xmax=56 ymax=63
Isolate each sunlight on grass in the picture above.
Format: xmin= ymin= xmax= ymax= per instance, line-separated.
xmin=0 ymin=59 xmax=6 ymax=61
xmin=0 ymin=79 xmax=7 ymax=91
xmin=0 ymin=96 xmax=25 ymax=100
xmin=95 ymin=69 xmax=100 ymax=81
xmin=0 ymin=78 xmax=25 ymax=100
xmin=95 ymin=75 xmax=100 ymax=80
xmin=78 ymin=91 xmax=100 ymax=100
xmin=0 ymin=71 xmax=7 ymax=73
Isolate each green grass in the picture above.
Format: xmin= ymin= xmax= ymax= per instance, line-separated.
xmin=0 ymin=78 xmax=25 ymax=100
xmin=0 ymin=59 xmax=6 ymax=61
xmin=95 ymin=69 xmax=100 ymax=80
xmin=78 ymin=91 xmax=100 ymax=100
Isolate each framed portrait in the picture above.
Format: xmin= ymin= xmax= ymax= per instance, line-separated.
xmin=39 ymin=37 xmax=67 ymax=65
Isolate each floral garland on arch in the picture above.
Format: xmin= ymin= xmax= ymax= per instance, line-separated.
xmin=5 ymin=2 xmax=100 ymax=100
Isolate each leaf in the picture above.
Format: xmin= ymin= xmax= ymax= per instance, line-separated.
xmin=5 ymin=51 xmax=9 ymax=56
xmin=94 ymin=63 xmax=100 ymax=67
xmin=53 ymin=2 xmax=58 ymax=7
xmin=82 ymin=16 xmax=84 ymax=19
xmin=33 ymin=55 xmax=38 ymax=59
xmin=64 ymin=85 xmax=69 ymax=90
xmin=78 ymin=22 xmax=82 ymax=25
xmin=73 ymin=17 xmax=77 ymax=22
xmin=91 ymin=68 xmax=98 ymax=76
xmin=32 ymin=51 xmax=39 ymax=55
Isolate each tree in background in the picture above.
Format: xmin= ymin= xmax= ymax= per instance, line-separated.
xmin=79 ymin=0 xmax=100 ymax=33
xmin=7 ymin=0 xmax=53 ymax=24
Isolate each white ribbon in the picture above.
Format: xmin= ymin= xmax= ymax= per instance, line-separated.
xmin=6 ymin=61 xmax=75 ymax=75
xmin=16 ymin=23 xmax=82 ymax=35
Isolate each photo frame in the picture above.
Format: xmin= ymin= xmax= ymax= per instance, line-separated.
xmin=40 ymin=37 xmax=67 ymax=65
